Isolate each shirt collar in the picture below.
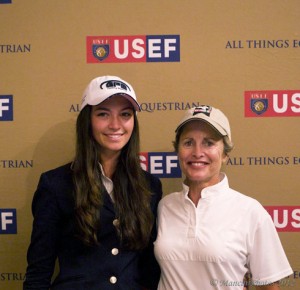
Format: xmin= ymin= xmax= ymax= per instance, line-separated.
xmin=98 ymin=163 xmax=114 ymax=200
xmin=182 ymin=172 xmax=229 ymax=200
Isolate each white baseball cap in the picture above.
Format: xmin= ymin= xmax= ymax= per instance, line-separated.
xmin=175 ymin=105 xmax=231 ymax=141
xmin=80 ymin=75 xmax=141 ymax=111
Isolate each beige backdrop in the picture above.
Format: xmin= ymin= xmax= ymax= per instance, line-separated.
xmin=0 ymin=1 xmax=299 ymax=289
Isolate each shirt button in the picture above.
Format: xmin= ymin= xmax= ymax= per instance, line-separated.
xmin=111 ymin=248 xmax=119 ymax=255
xmin=113 ymin=219 xmax=119 ymax=227
xmin=110 ymin=276 xmax=117 ymax=284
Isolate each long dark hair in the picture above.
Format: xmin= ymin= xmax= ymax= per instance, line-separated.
xmin=72 ymin=105 xmax=153 ymax=250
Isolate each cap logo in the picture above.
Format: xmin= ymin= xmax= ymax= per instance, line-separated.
xmin=100 ymin=80 xmax=131 ymax=92
xmin=193 ymin=105 xmax=212 ymax=117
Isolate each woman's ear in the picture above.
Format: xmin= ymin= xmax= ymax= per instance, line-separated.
xmin=222 ymin=153 xmax=229 ymax=164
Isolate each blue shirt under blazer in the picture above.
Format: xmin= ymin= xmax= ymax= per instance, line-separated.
xmin=23 ymin=163 xmax=162 ymax=290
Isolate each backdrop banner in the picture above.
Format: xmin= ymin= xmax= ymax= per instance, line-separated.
xmin=1 ymin=1 xmax=299 ymax=289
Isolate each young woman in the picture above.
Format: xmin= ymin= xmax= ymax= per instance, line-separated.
xmin=24 ymin=76 xmax=162 ymax=290
xmin=154 ymin=105 xmax=292 ymax=290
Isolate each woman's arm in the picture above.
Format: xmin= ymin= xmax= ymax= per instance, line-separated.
xmin=139 ymin=173 xmax=163 ymax=290
xmin=23 ymin=173 xmax=62 ymax=290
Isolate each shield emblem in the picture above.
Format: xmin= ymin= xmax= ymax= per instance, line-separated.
xmin=92 ymin=44 xmax=109 ymax=61
xmin=250 ymin=99 xmax=268 ymax=115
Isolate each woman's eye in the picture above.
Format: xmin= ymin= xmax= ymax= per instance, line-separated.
xmin=183 ymin=140 xmax=193 ymax=147
xmin=121 ymin=111 xmax=133 ymax=117
xmin=97 ymin=112 xmax=108 ymax=117
xmin=204 ymin=140 xmax=214 ymax=146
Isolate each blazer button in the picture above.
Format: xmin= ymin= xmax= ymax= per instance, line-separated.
xmin=110 ymin=276 xmax=117 ymax=284
xmin=113 ymin=219 xmax=119 ymax=227
xmin=111 ymin=248 xmax=119 ymax=255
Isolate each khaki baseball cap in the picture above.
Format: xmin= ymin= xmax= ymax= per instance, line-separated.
xmin=175 ymin=105 xmax=231 ymax=141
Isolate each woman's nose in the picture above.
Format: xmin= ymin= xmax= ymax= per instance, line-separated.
xmin=192 ymin=145 xmax=204 ymax=157
xmin=108 ymin=115 xmax=120 ymax=129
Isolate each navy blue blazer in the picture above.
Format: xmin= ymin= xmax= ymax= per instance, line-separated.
xmin=23 ymin=163 xmax=162 ymax=290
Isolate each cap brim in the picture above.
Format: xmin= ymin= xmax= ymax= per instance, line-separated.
xmin=81 ymin=93 xmax=141 ymax=111
xmin=176 ymin=116 xmax=227 ymax=136
xmin=119 ymin=93 xmax=141 ymax=112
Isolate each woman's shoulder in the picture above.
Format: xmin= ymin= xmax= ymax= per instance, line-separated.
xmin=41 ymin=162 xmax=73 ymax=178
xmin=142 ymin=170 xmax=163 ymax=201
xmin=37 ymin=162 xmax=74 ymax=194
xmin=143 ymin=170 xmax=161 ymax=184
xmin=158 ymin=191 xmax=182 ymax=207
xmin=228 ymin=188 xmax=271 ymax=221
xmin=33 ymin=163 xmax=74 ymax=213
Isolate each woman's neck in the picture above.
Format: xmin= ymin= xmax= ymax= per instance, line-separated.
xmin=187 ymin=183 xmax=203 ymax=207
xmin=100 ymin=152 xmax=120 ymax=179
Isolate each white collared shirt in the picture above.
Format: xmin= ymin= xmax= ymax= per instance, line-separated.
xmin=99 ymin=163 xmax=114 ymax=201
xmin=154 ymin=173 xmax=292 ymax=290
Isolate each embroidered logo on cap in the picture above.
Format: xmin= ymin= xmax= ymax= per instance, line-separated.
xmin=193 ymin=105 xmax=212 ymax=117
xmin=100 ymin=80 xmax=131 ymax=92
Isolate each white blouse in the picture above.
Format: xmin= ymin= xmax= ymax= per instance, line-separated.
xmin=154 ymin=173 xmax=293 ymax=290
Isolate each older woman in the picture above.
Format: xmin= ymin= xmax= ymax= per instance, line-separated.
xmin=154 ymin=105 xmax=292 ymax=290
